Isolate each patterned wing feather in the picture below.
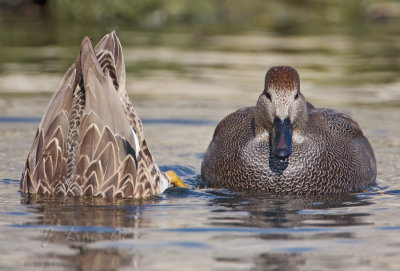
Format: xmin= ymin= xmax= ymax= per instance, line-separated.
xmin=21 ymin=32 xmax=170 ymax=198
xmin=74 ymin=36 xmax=139 ymax=197
xmin=21 ymin=56 xmax=81 ymax=194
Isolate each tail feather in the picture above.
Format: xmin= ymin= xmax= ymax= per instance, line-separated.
xmin=94 ymin=31 xmax=126 ymax=92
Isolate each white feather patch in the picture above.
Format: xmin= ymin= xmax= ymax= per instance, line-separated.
xmin=158 ymin=174 xmax=170 ymax=194
xmin=131 ymin=128 xmax=140 ymax=156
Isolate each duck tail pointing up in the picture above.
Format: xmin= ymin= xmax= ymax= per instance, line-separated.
xmin=94 ymin=31 xmax=126 ymax=93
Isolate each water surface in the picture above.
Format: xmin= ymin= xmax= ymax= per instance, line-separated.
xmin=1 ymin=25 xmax=400 ymax=270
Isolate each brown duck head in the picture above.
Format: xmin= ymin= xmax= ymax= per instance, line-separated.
xmin=255 ymin=66 xmax=308 ymax=160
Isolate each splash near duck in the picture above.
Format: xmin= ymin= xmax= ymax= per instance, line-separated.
xmin=20 ymin=31 xmax=185 ymax=198
xmin=201 ymin=66 xmax=376 ymax=194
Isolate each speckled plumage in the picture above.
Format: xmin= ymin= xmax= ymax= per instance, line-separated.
xmin=201 ymin=66 xmax=376 ymax=194
xmin=20 ymin=32 xmax=171 ymax=198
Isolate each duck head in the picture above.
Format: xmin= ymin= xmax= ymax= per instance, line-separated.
xmin=255 ymin=66 xmax=308 ymax=160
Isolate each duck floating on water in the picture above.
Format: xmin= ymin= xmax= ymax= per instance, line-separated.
xmin=201 ymin=66 xmax=376 ymax=194
xmin=20 ymin=32 xmax=185 ymax=198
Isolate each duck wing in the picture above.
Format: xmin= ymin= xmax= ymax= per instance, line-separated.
xmin=20 ymin=54 xmax=80 ymax=195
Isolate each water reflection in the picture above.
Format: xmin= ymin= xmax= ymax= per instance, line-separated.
xmin=7 ymin=178 xmax=399 ymax=271
xmin=20 ymin=194 xmax=159 ymax=270
xmin=57 ymin=248 xmax=136 ymax=271
xmin=252 ymin=252 xmax=306 ymax=271
xmin=208 ymin=190 xmax=374 ymax=270
xmin=209 ymin=190 xmax=373 ymax=228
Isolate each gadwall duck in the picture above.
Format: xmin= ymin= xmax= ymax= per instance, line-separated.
xmin=20 ymin=32 xmax=185 ymax=198
xmin=201 ymin=66 xmax=376 ymax=194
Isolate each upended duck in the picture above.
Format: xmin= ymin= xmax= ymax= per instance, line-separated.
xmin=20 ymin=32 xmax=185 ymax=198
xmin=201 ymin=66 xmax=377 ymax=194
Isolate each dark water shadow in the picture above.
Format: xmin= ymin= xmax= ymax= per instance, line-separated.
xmin=206 ymin=189 xmax=374 ymax=271
xmin=208 ymin=190 xmax=373 ymax=228
xmin=19 ymin=193 xmax=164 ymax=270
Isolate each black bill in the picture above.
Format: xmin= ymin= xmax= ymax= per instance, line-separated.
xmin=271 ymin=117 xmax=293 ymax=159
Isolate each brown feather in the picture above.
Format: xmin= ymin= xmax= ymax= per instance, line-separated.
xmin=94 ymin=31 xmax=126 ymax=94
xmin=85 ymin=161 xmax=104 ymax=186
xmin=83 ymin=171 xmax=98 ymax=196
xmin=21 ymin=32 xmax=172 ymax=198
xmin=39 ymin=58 xmax=79 ymax=133
xmin=80 ymin=110 xmax=103 ymax=133
xmin=94 ymin=126 xmax=118 ymax=161
xmin=33 ymin=129 xmax=45 ymax=167
xmin=78 ymin=124 xmax=101 ymax=160
xmin=43 ymin=111 xmax=68 ymax=147
xmin=96 ymin=142 xmax=117 ymax=181
xmin=75 ymin=155 xmax=90 ymax=185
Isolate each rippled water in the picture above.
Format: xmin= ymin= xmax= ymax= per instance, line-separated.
xmin=1 ymin=29 xmax=400 ymax=270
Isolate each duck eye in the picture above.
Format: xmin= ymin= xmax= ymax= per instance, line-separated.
xmin=265 ymin=91 xmax=271 ymax=100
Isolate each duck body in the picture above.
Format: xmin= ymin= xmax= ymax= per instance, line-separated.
xmin=20 ymin=32 xmax=184 ymax=198
xmin=201 ymin=66 xmax=376 ymax=194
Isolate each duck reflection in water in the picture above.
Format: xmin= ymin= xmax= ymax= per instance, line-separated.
xmin=22 ymin=194 xmax=151 ymax=270
xmin=208 ymin=190 xmax=373 ymax=270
